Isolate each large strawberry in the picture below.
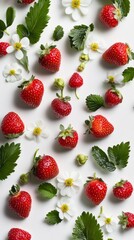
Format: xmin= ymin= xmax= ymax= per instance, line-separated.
xmin=18 ymin=76 xmax=44 ymax=108
xmin=0 ymin=42 xmax=10 ymax=56
xmin=57 ymin=124 xmax=78 ymax=149
xmin=39 ymin=44 xmax=61 ymax=72
xmin=118 ymin=212 xmax=134 ymax=229
xmin=85 ymin=115 xmax=114 ymax=138
xmin=113 ymin=180 xmax=133 ymax=200
xmin=99 ymin=4 xmax=121 ymax=28
xmin=17 ymin=0 xmax=35 ymax=4
xmin=8 ymin=228 xmax=31 ymax=240
xmin=84 ymin=174 xmax=107 ymax=205
xmin=1 ymin=112 xmax=25 ymax=139
xmin=8 ymin=185 xmax=32 ymax=218
xmin=105 ymin=88 xmax=123 ymax=107
xmin=102 ymin=42 xmax=134 ymax=66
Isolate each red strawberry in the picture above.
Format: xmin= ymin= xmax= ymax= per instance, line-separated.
xmin=1 ymin=112 xmax=25 ymax=139
xmin=32 ymin=150 xmax=59 ymax=180
xmin=0 ymin=42 xmax=10 ymax=56
xmin=51 ymin=98 xmax=72 ymax=118
xmin=17 ymin=0 xmax=35 ymax=4
xmin=8 ymin=228 xmax=31 ymax=240
xmin=18 ymin=76 xmax=44 ymax=108
xmin=118 ymin=212 xmax=134 ymax=229
xmin=69 ymin=72 xmax=83 ymax=99
xmin=85 ymin=115 xmax=114 ymax=138
xmin=8 ymin=185 xmax=32 ymax=218
xmin=84 ymin=174 xmax=107 ymax=205
xmin=105 ymin=88 xmax=123 ymax=106
xmin=39 ymin=44 xmax=61 ymax=72
xmin=99 ymin=4 xmax=122 ymax=28
xmin=113 ymin=180 xmax=133 ymax=200
xmin=57 ymin=124 xmax=78 ymax=149
xmin=102 ymin=42 xmax=133 ymax=66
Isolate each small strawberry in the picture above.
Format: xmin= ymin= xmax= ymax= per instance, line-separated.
xmin=85 ymin=115 xmax=114 ymax=138
xmin=118 ymin=212 xmax=134 ymax=229
xmin=113 ymin=180 xmax=133 ymax=200
xmin=105 ymin=88 xmax=123 ymax=107
xmin=18 ymin=75 xmax=44 ymax=108
xmin=84 ymin=174 xmax=107 ymax=205
xmin=102 ymin=42 xmax=134 ymax=66
xmin=8 ymin=185 xmax=32 ymax=218
xmin=69 ymin=72 xmax=83 ymax=99
xmin=99 ymin=4 xmax=122 ymax=28
xmin=17 ymin=0 xmax=35 ymax=4
xmin=8 ymin=228 xmax=31 ymax=240
xmin=1 ymin=112 xmax=25 ymax=139
xmin=39 ymin=44 xmax=61 ymax=72
xmin=57 ymin=124 xmax=78 ymax=149
xmin=0 ymin=42 xmax=10 ymax=56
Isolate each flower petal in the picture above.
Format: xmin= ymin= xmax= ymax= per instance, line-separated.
xmin=25 ymin=131 xmax=34 ymax=140
xmin=11 ymin=34 xmax=20 ymax=44
xmin=15 ymin=50 xmax=23 ymax=60
xmin=20 ymin=37 xmax=30 ymax=49
xmin=79 ymin=6 xmax=89 ymax=15
xmin=72 ymin=9 xmax=81 ymax=21
xmin=64 ymin=212 xmax=71 ymax=221
xmin=81 ymin=0 xmax=92 ymax=6
xmin=6 ymin=46 xmax=14 ymax=53
xmin=105 ymin=224 xmax=114 ymax=233
xmin=6 ymin=75 xmax=16 ymax=82
xmin=65 ymin=6 xmax=73 ymax=15
xmin=15 ymin=74 xmax=22 ymax=81
xmin=62 ymin=0 xmax=71 ymax=7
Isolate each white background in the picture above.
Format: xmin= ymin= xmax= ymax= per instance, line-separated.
xmin=1 ymin=0 xmax=134 ymax=239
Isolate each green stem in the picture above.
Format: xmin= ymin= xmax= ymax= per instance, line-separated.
xmin=4 ymin=29 xmax=10 ymax=36
xmin=75 ymin=88 xmax=79 ymax=100
xmin=61 ymin=88 xmax=64 ymax=98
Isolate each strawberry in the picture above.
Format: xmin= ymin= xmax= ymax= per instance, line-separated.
xmin=8 ymin=228 xmax=31 ymax=240
xmin=102 ymin=42 xmax=133 ymax=66
xmin=118 ymin=212 xmax=134 ymax=229
xmin=99 ymin=4 xmax=122 ymax=28
xmin=18 ymin=76 xmax=44 ymax=108
xmin=85 ymin=115 xmax=114 ymax=138
xmin=105 ymin=88 xmax=123 ymax=107
xmin=113 ymin=180 xmax=133 ymax=200
xmin=32 ymin=150 xmax=59 ymax=180
xmin=39 ymin=44 xmax=61 ymax=72
xmin=84 ymin=174 xmax=107 ymax=205
xmin=0 ymin=42 xmax=10 ymax=56
xmin=57 ymin=124 xmax=78 ymax=149
xmin=8 ymin=185 xmax=32 ymax=218
xmin=69 ymin=72 xmax=83 ymax=99
xmin=1 ymin=112 xmax=25 ymax=139
xmin=17 ymin=0 xmax=35 ymax=4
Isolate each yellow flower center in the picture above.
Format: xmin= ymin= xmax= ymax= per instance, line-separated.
xmin=90 ymin=43 xmax=99 ymax=51
xmin=14 ymin=42 xmax=22 ymax=50
xmin=9 ymin=69 xmax=16 ymax=75
xmin=105 ymin=218 xmax=112 ymax=225
xmin=64 ymin=178 xmax=74 ymax=187
xmin=61 ymin=204 xmax=69 ymax=213
xmin=71 ymin=0 xmax=80 ymax=8
xmin=108 ymin=75 xmax=115 ymax=83
xmin=33 ymin=127 xmax=42 ymax=136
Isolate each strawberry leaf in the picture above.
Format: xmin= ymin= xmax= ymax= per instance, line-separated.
xmin=72 ymin=212 xmax=103 ymax=240
xmin=107 ymin=142 xmax=130 ymax=168
xmin=114 ymin=0 xmax=130 ymax=17
xmin=122 ymin=67 xmax=134 ymax=83
xmin=0 ymin=143 xmax=21 ymax=180
xmin=92 ymin=146 xmax=116 ymax=172
xmin=6 ymin=7 xmax=16 ymax=27
xmin=38 ymin=182 xmax=57 ymax=199
xmin=45 ymin=210 xmax=62 ymax=225
xmin=53 ymin=25 xmax=64 ymax=41
xmin=86 ymin=94 xmax=104 ymax=112
xmin=19 ymin=49 xmax=29 ymax=72
xmin=0 ymin=20 xmax=6 ymax=38
xmin=17 ymin=24 xmax=29 ymax=39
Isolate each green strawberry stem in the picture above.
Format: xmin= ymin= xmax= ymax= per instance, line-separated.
xmin=75 ymin=88 xmax=79 ymax=100
xmin=4 ymin=29 xmax=10 ymax=36
xmin=9 ymin=184 xmax=20 ymax=196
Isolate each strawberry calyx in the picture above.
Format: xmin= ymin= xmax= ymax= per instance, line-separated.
xmin=126 ymin=44 xmax=134 ymax=61
xmin=9 ymin=184 xmax=20 ymax=196
xmin=85 ymin=116 xmax=94 ymax=134
xmin=86 ymin=173 xmax=104 ymax=184
xmin=118 ymin=212 xmax=128 ymax=229
xmin=113 ymin=179 xmax=127 ymax=188
xmin=113 ymin=2 xmax=123 ymax=21
xmin=18 ymin=75 xmax=35 ymax=89
xmin=4 ymin=132 xmax=24 ymax=139
xmin=108 ymin=87 xmax=122 ymax=99
xmin=39 ymin=44 xmax=56 ymax=57
xmin=58 ymin=124 xmax=74 ymax=139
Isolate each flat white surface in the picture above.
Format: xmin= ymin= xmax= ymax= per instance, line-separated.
xmin=1 ymin=0 xmax=134 ymax=239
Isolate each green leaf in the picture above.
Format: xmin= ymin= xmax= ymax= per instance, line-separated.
xmin=86 ymin=94 xmax=104 ymax=112
xmin=0 ymin=143 xmax=21 ymax=180
xmin=107 ymin=142 xmax=130 ymax=168
xmin=72 ymin=212 xmax=103 ymax=240
xmin=0 ymin=20 xmax=6 ymax=38
xmin=114 ymin=0 xmax=130 ymax=17
xmin=68 ymin=23 xmax=94 ymax=51
xmin=25 ymin=0 xmax=50 ymax=44
xmin=45 ymin=210 xmax=62 ymax=225
xmin=92 ymin=146 xmax=116 ymax=172
xmin=122 ymin=67 xmax=134 ymax=83
xmin=38 ymin=182 xmax=57 ymax=199
xmin=17 ymin=24 xmax=29 ymax=39
xmin=53 ymin=25 xmax=64 ymax=41
xmin=6 ymin=7 xmax=16 ymax=27
xmin=19 ymin=49 xmax=29 ymax=72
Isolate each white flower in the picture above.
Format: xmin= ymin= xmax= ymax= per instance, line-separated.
xmin=83 ymin=35 xmax=106 ymax=59
xmin=56 ymin=197 xmax=75 ymax=221
xmin=106 ymin=72 xmax=124 ymax=85
xmin=3 ymin=63 xmax=22 ymax=82
xmin=57 ymin=172 xmax=82 ymax=197
xmin=62 ymin=0 xmax=92 ymax=21
xmin=6 ymin=34 xmax=29 ymax=60
xmin=25 ymin=120 xmax=49 ymax=142
xmin=98 ymin=208 xmax=118 ymax=233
